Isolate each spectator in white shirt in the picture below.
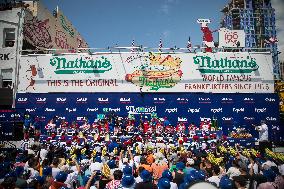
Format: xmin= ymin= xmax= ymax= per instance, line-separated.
xmin=207 ymin=165 xmax=221 ymax=187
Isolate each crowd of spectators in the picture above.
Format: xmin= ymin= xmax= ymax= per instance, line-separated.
xmin=0 ymin=133 xmax=283 ymax=189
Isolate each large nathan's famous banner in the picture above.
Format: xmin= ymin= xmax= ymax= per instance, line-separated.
xmin=18 ymin=52 xmax=274 ymax=93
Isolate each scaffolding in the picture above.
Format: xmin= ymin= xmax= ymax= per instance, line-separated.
xmin=221 ymin=0 xmax=279 ymax=78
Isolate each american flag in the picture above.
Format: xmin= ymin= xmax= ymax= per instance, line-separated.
xmin=187 ymin=37 xmax=192 ymax=51
xmin=131 ymin=39 xmax=135 ymax=52
xmin=159 ymin=39 xmax=163 ymax=52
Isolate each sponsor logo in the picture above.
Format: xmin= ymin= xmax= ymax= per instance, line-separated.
xmin=200 ymin=117 xmax=211 ymax=121
xmin=211 ymin=108 xmax=222 ymax=113
xmin=120 ymin=98 xmax=131 ymax=102
xmin=56 ymin=98 xmax=67 ymax=103
xmin=26 ymin=108 xmax=36 ymax=112
xmin=193 ymin=55 xmax=259 ymax=74
xmin=222 ymin=117 xmax=233 ymax=121
xmin=18 ymin=98 xmax=28 ymax=102
xmin=103 ymin=108 xmax=120 ymax=112
xmin=266 ymin=117 xmax=277 ymax=121
xmin=233 ymin=108 xmax=244 ymax=113
xmin=165 ymin=108 xmax=178 ymax=113
xmin=87 ymin=108 xmax=99 ymax=112
xmin=198 ymin=98 xmax=211 ymax=104
xmin=244 ymin=117 xmax=255 ymax=121
xmin=120 ymin=98 xmax=131 ymax=104
xmin=177 ymin=98 xmax=189 ymax=104
xmin=265 ymin=98 xmax=276 ymax=102
xmin=177 ymin=98 xmax=188 ymax=101
xmin=154 ymin=98 xmax=166 ymax=101
xmin=66 ymin=108 xmax=76 ymax=112
xmin=76 ymin=98 xmax=87 ymax=102
xmin=255 ymin=108 xmax=266 ymax=113
xmin=188 ymin=108 xmax=200 ymax=113
xmin=49 ymin=56 xmax=112 ymax=74
xmin=98 ymin=98 xmax=109 ymax=103
xmin=244 ymin=98 xmax=255 ymax=103
xmin=77 ymin=117 xmax=85 ymax=121
xmin=153 ymin=98 xmax=166 ymax=104
xmin=36 ymin=98 xmax=46 ymax=103
xmin=178 ymin=117 xmax=188 ymax=122
xmin=126 ymin=106 xmax=156 ymax=114
xmin=45 ymin=108 xmax=55 ymax=112
xmin=221 ymin=98 xmax=233 ymax=103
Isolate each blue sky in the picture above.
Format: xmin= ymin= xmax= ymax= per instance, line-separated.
xmin=43 ymin=0 xmax=229 ymax=49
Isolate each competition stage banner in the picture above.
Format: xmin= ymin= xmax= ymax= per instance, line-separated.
xmin=18 ymin=52 xmax=274 ymax=93
xmin=15 ymin=93 xmax=280 ymax=141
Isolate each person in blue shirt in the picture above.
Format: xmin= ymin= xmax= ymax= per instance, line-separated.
xmin=23 ymin=114 xmax=32 ymax=131
xmin=163 ymin=117 xmax=170 ymax=127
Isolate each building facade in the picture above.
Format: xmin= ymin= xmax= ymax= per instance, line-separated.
xmin=0 ymin=0 xmax=88 ymax=107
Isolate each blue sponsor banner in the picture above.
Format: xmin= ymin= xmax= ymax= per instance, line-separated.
xmin=14 ymin=93 xmax=281 ymax=140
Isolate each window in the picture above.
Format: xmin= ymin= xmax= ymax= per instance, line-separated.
xmin=3 ymin=28 xmax=15 ymax=47
xmin=1 ymin=69 xmax=13 ymax=88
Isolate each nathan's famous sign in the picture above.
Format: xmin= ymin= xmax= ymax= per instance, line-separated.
xmin=193 ymin=55 xmax=259 ymax=73
xmin=18 ymin=52 xmax=274 ymax=93
xmin=49 ymin=56 xmax=112 ymax=74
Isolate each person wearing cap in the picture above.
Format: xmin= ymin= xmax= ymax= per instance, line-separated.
xmin=161 ymin=170 xmax=178 ymax=189
xmin=157 ymin=178 xmax=171 ymax=189
xmin=172 ymin=162 xmax=185 ymax=188
xmin=119 ymin=175 xmax=136 ymax=189
xmin=123 ymin=165 xmax=133 ymax=176
xmin=108 ymin=159 xmax=118 ymax=175
xmin=219 ymin=176 xmax=233 ymax=189
xmin=134 ymin=170 xmax=156 ymax=189
xmin=50 ymin=171 xmax=68 ymax=189
xmin=89 ymin=156 xmax=103 ymax=172
xmin=105 ymin=169 xmax=123 ymax=189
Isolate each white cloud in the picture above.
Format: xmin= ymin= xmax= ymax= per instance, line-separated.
xmin=271 ymin=0 xmax=284 ymax=61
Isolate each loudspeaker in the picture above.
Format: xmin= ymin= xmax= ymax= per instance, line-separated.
xmin=14 ymin=121 xmax=24 ymax=141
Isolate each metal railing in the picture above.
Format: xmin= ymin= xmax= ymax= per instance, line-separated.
xmin=19 ymin=46 xmax=274 ymax=55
